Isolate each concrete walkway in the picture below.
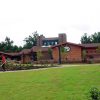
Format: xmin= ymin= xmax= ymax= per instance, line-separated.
xmin=0 ymin=63 xmax=100 ymax=73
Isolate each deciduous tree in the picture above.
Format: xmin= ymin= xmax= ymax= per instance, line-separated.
xmin=23 ymin=31 xmax=39 ymax=49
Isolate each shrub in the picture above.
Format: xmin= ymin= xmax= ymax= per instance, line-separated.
xmin=0 ymin=60 xmax=58 ymax=71
xmin=89 ymin=87 xmax=100 ymax=100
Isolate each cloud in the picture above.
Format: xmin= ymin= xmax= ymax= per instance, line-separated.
xmin=0 ymin=0 xmax=100 ymax=46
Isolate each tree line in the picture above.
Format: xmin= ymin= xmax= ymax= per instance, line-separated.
xmin=0 ymin=31 xmax=100 ymax=53
xmin=81 ymin=32 xmax=100 ymax=44
xmin=0 ymin=37 xmax=23 ymax=52
xmin=0 ymin=31 xmax=39 ymax=53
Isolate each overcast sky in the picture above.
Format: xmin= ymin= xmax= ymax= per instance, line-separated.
xmin=0 ymin=0 xmax=100 ymax=46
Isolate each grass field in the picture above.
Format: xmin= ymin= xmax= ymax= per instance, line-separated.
xmin=0 ymin=64 xmax=100 ymax=100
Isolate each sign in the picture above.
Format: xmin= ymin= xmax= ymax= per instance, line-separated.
xmin=64 ymin=46 xmax=70 ymax=52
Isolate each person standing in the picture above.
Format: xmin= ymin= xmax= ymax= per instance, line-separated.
xmin=1 ymin=54 xmax=6 ymax=71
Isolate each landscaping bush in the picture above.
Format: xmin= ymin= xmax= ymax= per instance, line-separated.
xmin=1 ymin=60 xmax=58 ymax=71
xmin=88 ymin=59 xmax=94 ymax=64
xmin=89 ymin=87 xmax=100 ymax=100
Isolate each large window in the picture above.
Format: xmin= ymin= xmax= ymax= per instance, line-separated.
xmin=42 ymin=40 xmax=59 ymax=46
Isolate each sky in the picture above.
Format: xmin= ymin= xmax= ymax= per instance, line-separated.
xmin=0 ymin=0 xmax=100 ymax=46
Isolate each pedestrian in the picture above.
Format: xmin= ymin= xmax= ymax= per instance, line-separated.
xmin=1 ymin=54 xmax=6 ymax=71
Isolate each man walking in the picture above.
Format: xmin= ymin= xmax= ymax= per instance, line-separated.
xmin=1 ymin=54 xmax=6 ymax=71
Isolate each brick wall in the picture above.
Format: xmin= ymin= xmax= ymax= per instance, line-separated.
xmin=85 ymin=48 xmax=100 ymax=62
xmin=58 ymin=33 xmax=67 ymax=43
xmin=52 ymin=44 xmax=82 ymax=63
xmin=37 ymin=33 xmax=67 ymax=46
xmin=38 ymin=51 xmax=51 ymax=60
xmin=21 ymin=54 xmax=31 ymax=63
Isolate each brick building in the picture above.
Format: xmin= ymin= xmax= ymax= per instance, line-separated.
xmin=82 ymin=43 xmax=100 ymax=63
xmin=51 ymin=42 xmax=100 ymax=63
xmin=0 ymin=33 xmax=100 ymax=64
xmin=0 ymin=47 xmax=51 ymax=64
xmin=37 ymin=33 xmax=67 ymax=46
xmin=0 ymin=33 xmax=67 ymax=63
xmin=51 ymin=42 xmax=83 ymax=63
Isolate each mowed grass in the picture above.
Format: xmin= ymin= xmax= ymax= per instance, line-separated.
xmin=0 ymin=64 xmax=100 ymax=100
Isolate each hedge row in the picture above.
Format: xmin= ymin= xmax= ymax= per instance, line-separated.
xmin=0 ymin=62 xmax=58 ymax=71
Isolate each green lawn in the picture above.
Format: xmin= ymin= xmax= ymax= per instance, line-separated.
xmin=0 ymin=64 xmax=100 ymax=100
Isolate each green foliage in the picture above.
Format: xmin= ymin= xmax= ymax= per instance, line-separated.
xmin=89 ymin=87 xmax=100 ymax=100
xmin=60 ymin=46 xmax=68 ymax=53
xmin=0 ymin=60 xmax=57 ymax=71
xmin=81 ymin=32 xmax=100 ymax=44
xmin=48 ymin=48 xmax=52 ymax=59
xmin=23 ymin=31 xmax=39 ymax=49
xmin=91 ymin=32 xmax=100 ymax=43
xmin=82 ymin=49 xmax=87 ymax=62
xmin=0 ymin=37 xmax=13 ymax=52
xmin=88 ymin=59 xmax=94 ymax=64
xmin=37 ymin=50 xmax=43 ymax=60
xmin=48 ymin=48 xmax=52 ymax=54
xmin=81 ymin=33 xmax=92 ymax=44
xmin=60 ymin=47 xmax=65 ymax=52
xmin=0 ymin=37 xmax=23 ymax=52
xmin=60 ymin=47 xmax=68 ymax=60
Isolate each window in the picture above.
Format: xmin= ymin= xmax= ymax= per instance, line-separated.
xmin=44 ymin=42 xmax=46 ymax=46
xmin=55 ymin=42 xmax=58 ymax=45
xmin=64 ymin=46 xmax=71 ymax=52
